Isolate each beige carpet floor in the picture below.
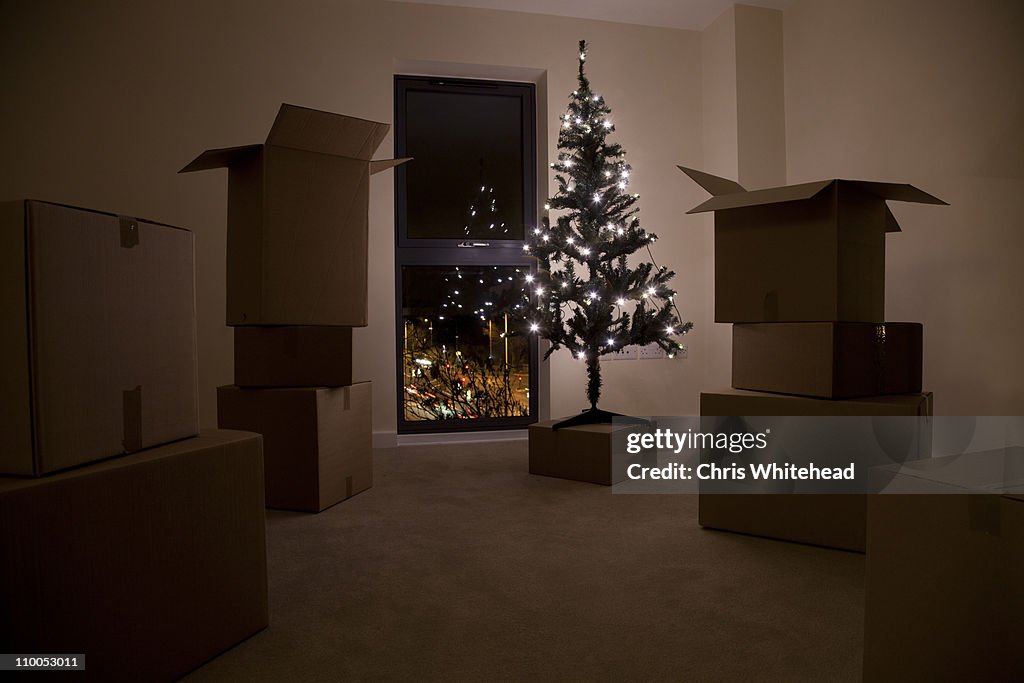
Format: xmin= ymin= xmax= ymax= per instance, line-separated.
xmin=185 ymin=440 xmax=865 ymax=681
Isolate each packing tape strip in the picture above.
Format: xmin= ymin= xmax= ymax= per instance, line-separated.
xmin=123 ymin=385 xmax=143 ymax=452
xmin=119 ymin=216 xmax=139 ymax=248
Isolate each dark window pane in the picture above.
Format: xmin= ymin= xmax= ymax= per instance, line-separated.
xmin=404 ymin=89 xmax=525 ymax=240
xmin=401 ymin=265 xmax=531 ymax=421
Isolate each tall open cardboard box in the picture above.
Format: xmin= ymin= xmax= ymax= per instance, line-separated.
xmin=678 ymin=166 xmax=945 ymax=323
xmin=180 ymin=104 xmax=410 ymax=326
xmin=0 ymin=200 xmax=199 ymax=476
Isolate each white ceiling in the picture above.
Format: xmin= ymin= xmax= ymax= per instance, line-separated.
xmin=398 ymin=0 xmax=791 ymax=31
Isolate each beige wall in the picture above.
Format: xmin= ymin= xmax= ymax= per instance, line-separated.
xmin=6 ymin=0 xmax=1011 ymax=433
xmin=0 ymin=0 xmax=708 ymax=437
xmin=782 ymin=0 xmax=1024 ymax=414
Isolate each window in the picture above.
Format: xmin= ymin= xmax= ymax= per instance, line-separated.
xmin=394 ymin=75 xmax=537 ymax=433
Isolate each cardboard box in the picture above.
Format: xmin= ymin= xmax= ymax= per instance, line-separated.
xmin=217 ymin=381 xmax=372 ymax=512
xmin=698 ymin=390 xmax=933 ymax=551
xmin=0 ymin=200 xmax=198 ymax=476
xmin=732 ymin=322 xmax=923 ymax=398
xmin=528 ymin=419 xmax=652 ymax=486
xmin=865 ymin=450 xmax=1024 ymax=680
xmin=678 ymin=166 xmax=945 ymax=323
xmin=0 ymin=430 xmax=268 ymax=681
xmin=235 ymin=326 xmax=353 ymax=387
xmin=180 ymin=103 xmax=410 ymax=327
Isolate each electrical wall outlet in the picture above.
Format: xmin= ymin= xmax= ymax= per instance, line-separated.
xmin=604 ymin=345 xmax=637 ymax=361
xmin=637 ymin=343 xmax=667 ymax=360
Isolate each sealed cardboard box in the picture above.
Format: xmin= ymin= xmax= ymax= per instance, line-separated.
xmin=732 ymin=322 xmax=923 ymax=398
xmin=181 ymin=103 xmax=410 ymax=326
xmin=0 ymin=430 xmax=268 ymax=681
xmin=698 ymin=390 xmax=933 ymax=551
xmin=865 ymin=450 xmax=1024 ymax=680
xmin=529 ymin=420 xmax=652 ymax=486
xmin=218 ymin=381 xmax=372 ymax=512
xmin=0 ymin=200 xmax=198 ymax=476
xmin=678 ymin=166 xmax=945 ymax=323
xmin=235 ymin=326 xmax=353 ymax=387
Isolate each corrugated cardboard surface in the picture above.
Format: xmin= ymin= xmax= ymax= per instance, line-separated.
xmin=0 ymin=430 xmax=268 ymax=681
xmin=865 ymin=494 xmax=1023 ymax=680
xmin=698 ymin=390 xmax=933 ymax=552
xmin=181 ymin=103 xmax=410 ymax=327
xmin=732 ymin=322 xmax=923 ymax=398
xmin=529 ymin=420 xmax=649 ymax=486
xmin=0 ymin=200 xmax=198 ymax=476
xmin=234 ymin=326 xmax=353 ymax=387
xmin=259 ymin=147 xmax=369 ymax=326
xmin=217 ymin=381 xmax=372 ymax=512
xmin=713 ymin=187 xmax=886 ymax=323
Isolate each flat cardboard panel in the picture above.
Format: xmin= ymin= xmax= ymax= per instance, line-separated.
xmin=732 ymin=322 xmax=923 ymax=398
xmin=865 ymin=494 xmax=1023 ymax=680
xmin=217 ymin=382 xmax=372 ymax=512
xmin=528 ymin=420 xmax=650 ymax=486
xmin=699 ymin=390 xmax=933 ymax=551
xmin=234 ymin=326 xmax=353 ymax=387
xmin=0 ymin=202 xmax=32 ymax=475
xmin=0 ymin=201 xmax=199 ymax=476
xmin=0 ymin=430 xmax=268 ymax=681
xmin=259 ymin=147 xmax=369 ymax=326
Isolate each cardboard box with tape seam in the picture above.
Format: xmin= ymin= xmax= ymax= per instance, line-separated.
xmin=732 ymin=322 xmax=923 ymax=399
xmin=678 ymin=166 xmax=946 ymax=323
xmin=217 ymin=381 xmax=372 ymax=512
xmin=698 ymin=390 xmax=933 ymax=551
xmin=0 ymin=200 xmax=199 ymax=476
xmin=0 ymin=429 xmax=268 ymax=681
xmin=180 ymin=103 xmax=411 ymax=326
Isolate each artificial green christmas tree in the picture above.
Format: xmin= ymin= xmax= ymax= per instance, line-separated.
xmin=526 ymin=40 xmax=692 ymax=428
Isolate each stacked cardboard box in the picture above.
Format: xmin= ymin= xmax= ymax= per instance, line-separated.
xmin=0 ymin=200 xmax=268 ymax=678
xmin=679 ymin=167 xmax=945 ymax=551
xmin=863 ymin=449 xmax=1024 ymax=678
xmin=182 ymin=103 xmax=409 ymax=513
xmin=0 ymin=200 xmax=199 ymax=475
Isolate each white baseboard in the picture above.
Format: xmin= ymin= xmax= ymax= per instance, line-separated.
xmin=372 ymin=431 xmax=398 ymax=449
xmin=375 ymin=429 xmax=529 ymax=449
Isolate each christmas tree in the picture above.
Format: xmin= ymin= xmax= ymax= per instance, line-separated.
xmin=526 ymin=40 xmax=692 ymax=427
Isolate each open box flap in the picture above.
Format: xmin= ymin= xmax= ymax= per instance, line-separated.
xmin=179 ymin=145 xmax=261 ymax=173
xmin=687 ymin=180 xmax=834 ymax=214
xmin=266 ymin=103 xmax=390 ymax=160
xmin=370 ymin=157 xmax=413 ymax=174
